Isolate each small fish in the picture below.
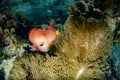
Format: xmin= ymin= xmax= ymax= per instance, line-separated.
xmin=29 ymin=23 xmax=59 ymax=52
xmin=47 ymin=50 xmax=57 ymax=57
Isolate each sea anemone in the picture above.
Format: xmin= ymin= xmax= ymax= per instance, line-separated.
xmin=9 ymin=15 xmax=113 ymax=80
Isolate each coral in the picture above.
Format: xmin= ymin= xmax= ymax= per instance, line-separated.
xmin=0 ymin=56 xmax=16 ymax=80
xmin=0 ymin=23 xmax=28 ymax=79
xmin=106 ymin=44 xmax=120 ymax=80
xmin=0 ymin=26 xmax=9 ymax=47
xmin=0 ymin=8 xmax=30 ymax=79
xmin=0 ymin=7 xmax=33 ymax=39
xmin=69 ymin=0 xmax=120 ymax=33
xmin=69 ymin=0 xmax=105 ymax=19
xmin=113 ymin=21 xmax=120 ymax=44
xmin=0 ymin=27 xmax=28 ymax=80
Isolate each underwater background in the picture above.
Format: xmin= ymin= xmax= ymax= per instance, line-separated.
xmin=0 ymin=0 xmax=120 ymax=80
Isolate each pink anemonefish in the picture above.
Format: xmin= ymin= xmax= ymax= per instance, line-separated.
xmin=29 ymin=23 xmax=59 ymax=52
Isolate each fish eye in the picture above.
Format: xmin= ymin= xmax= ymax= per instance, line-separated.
xmin=40 ymin=44 xmax=44 ymax=46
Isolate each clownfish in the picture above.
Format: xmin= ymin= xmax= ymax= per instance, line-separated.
xmin=29 ymin=23 xmax=59 ymax=53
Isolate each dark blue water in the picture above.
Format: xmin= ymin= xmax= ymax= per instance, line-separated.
xmin=10 ymin=0 xmax=75 ymax=23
